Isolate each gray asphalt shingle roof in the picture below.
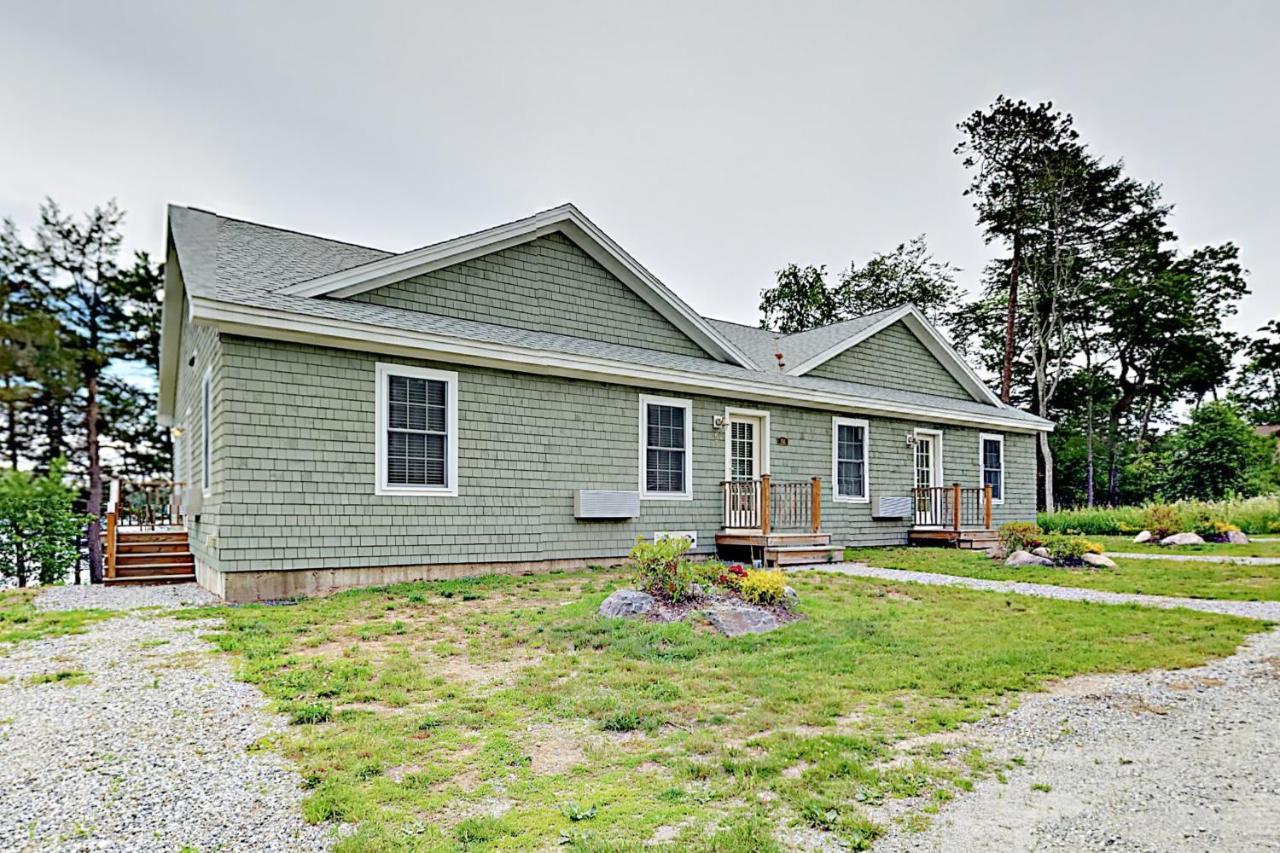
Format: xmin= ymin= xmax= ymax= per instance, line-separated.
xmin=168 ymin=206 xmax=1050 ymax=429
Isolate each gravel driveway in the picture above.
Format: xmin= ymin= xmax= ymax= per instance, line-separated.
xmin=872 ymin=625 xmax=1280 ymax=852
xmin=0 ymin=584 xmax=335 ymax=852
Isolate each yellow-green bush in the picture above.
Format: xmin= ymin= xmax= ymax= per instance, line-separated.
xmin=998 ymin=521 xmax=1043 ymax=553
xmin=739 ymin=569 xmax=787 ymax=605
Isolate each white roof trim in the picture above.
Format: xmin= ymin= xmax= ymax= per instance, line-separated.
xmin=273 ymin=204 xmax=757 ymax=369
xmin=187 ymin=295 xmax=1052 ymax=434
xmin=785 ymin=304 xmax=1004 ymax=408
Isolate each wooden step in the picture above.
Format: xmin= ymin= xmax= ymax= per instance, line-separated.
xmin=105 ymin=573 xmax=196 ymax=586
xmin=116 ymin=551 xmax=194 ymax=566
xmin=716 ymin=532 xmax=832 ymax=548
xmin=116 ymin=531 xmax=188 ymax=544
xmin=117 ymin=540 xmax=190 ymax=554
xmin=114 ymin=562 xmax=197 ymax=577
xmin=764 ymin=545 xmax=842 ymax=566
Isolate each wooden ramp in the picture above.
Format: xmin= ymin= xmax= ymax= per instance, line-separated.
xmin=106 ymin=529 xmax=196 ymax=586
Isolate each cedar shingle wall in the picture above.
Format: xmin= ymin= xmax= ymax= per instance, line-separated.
xmin=808 ymin=321 xmax=972 ymax=399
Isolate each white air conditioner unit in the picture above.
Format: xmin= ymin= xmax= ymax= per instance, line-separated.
xmin=574 ymin=490 xmax=640 ymax=519
xmin=872 ymin=496 xmax=912 ymax=519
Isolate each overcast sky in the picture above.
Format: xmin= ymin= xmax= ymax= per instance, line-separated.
xmin=2 ymin=1 xmax=1276 ymax=334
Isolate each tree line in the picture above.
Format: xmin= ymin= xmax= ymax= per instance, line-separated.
xmin=760 ymin=96 xmax=1279 ymax=511
xmin=1 ymin=201 xmax=168 ymax=583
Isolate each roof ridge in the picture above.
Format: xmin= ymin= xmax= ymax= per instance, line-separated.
xmin=783 ymin=305 xmax=904 ymax=338
xmin=170 ymin=204 xmax=393 ymax=255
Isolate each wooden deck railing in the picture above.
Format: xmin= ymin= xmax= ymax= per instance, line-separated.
xmin=721 ymin=476 xmax=822 ymax=534
xmin=104 ymin=479 xmax=185 ymax=579
xmin=911 ymin=483 xmax=993 ymax=531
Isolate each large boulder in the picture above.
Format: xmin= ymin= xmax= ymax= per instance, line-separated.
xmin=707 ymin=607 xmax=780 ymax=637
xmin=1133 ymin=530 xmax=1153 ymax=544
xmin=1031 ymin=546 xmax=1052 ymax=559
xmin=1081 ymin=552 xmax=1117 ymax=570
xmin=1006 ymin=549 xmax=1054 ymax=567
xmin=1160 ymin=532 xmax=1205 ymax=546
xmin=599 ymin=589 xmax=656 ymax=618
xmin=1226 ymin=530 xmax=1250 ymax=545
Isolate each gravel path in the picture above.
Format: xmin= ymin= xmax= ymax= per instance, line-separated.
xmin=872 ymin=625 xmax=1280 ymax=852
xmin=793 ymin=562 xmax=1280 ymax=621
xmin=0 ymin=584 xmax=335 ymax=852
xmin=1109 ymin=551 xmax=1280 ymax=565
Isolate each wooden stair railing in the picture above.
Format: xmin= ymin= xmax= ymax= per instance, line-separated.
xmin=721 ymin=476 xmax=823 ymax=534
xmin=911 ymin=483 xmax=993 ymax=531
xmin=104 ymin=479 xmax=186 ymax=581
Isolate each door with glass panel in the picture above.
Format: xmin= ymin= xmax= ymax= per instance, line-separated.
xmin=913 ymin=433 xmax=940 ymax=525
xmin=726 ymin=414 xmax=763 ymax=528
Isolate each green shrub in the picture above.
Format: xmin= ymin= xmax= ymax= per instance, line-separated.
xmin=1042 ymin=534 xmax=1089 ymax=564
xmin=738 ymin=569 xmax=787 ymax=605
xmin=998 ymin=521 xmax=1043 ymax=553
xmin=630 ymin=536 xmax=699 ymax=602
xmin=1039 ymin=495 xmax=1280 ymax=536
xmin=1141 ymin=505 xmax=1185 ymax=540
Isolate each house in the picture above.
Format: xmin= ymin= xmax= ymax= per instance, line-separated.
xmin=126 ymin=203 xmax=1051 ymax=601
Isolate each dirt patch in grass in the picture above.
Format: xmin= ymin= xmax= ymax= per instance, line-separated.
xmin=522 ymin=722 xmax=587 ymax=775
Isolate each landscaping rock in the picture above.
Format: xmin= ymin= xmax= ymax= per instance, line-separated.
xmin=706 ymin=607 xmax=780 ymax=637
xmin=984 ymin=544 xmax=1007 ymax=560
xmin=1133 ymin=530 xmax=1153 ymax=544
xmin=1081 ymin=552 xmax=1117 ymax=570
xmin=690 ymin=583 xmax=705 ymax=599
xmin=783 ymin=586 xmax=799 ymax=602
xmin=598 ymin=589 xmax=656 ymax=618
xmin=1226 ymin=530 xmax=1250 ymax=545
xmin=1032 ymin=547 xmax=1052 ymax=559
xmin=1160 ymin=532 xmax=1206 ymax=546
xmin=1006 ymin=549 xmax=1054 ymax=567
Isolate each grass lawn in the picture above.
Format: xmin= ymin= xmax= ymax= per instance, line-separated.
xmin=845 ymin=547 xmax=1280 ymax=602
xmin=1092 ymin=535 xmax=1280 ymax=559
xmin=0 ymin=589 xmax=111 ymax=645
xmin=184 ymin=568 xmax=1261 ymax=851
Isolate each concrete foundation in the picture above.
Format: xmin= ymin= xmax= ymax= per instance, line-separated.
xmin=195 ymin=555 xmax=627 ymax=603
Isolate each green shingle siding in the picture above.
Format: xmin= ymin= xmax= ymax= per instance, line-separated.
xmin=808 ymin=320 xmax=971 ymax=400
xmin=349 ymin=232 xmax=708 ymax=359
xmin=205 ymin=336 xmax=1035 ymax=572
xmin=174 ymin=292 xmax=224 ymax=571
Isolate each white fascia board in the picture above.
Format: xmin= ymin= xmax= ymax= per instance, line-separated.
xmin=785 ymin=305 xmax=1004 ymax=408
xmin=156 ymin=233 xmax=186 ymax=425
xmin=190 ymin=296 xmax=1052 ymax=434
xmin=274 ymin=204 xmax=758 ymax=370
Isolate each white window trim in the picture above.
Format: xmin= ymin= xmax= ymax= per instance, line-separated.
xmin=639 ymin=393 xmax=693 ymax=501
xmin=722 ymin=407 xmax=771 ymax=481
xmin=831 ymin=416 xmax=871 ymax=503
xmin=201 ymin=369 xmax=212 ymax=496
xmin=979 ymin=432 xmax=1005 ymax=505
xmin=913 ymin=428 xmax=944 ymax=487
xmin=375 ymin=362 xmax=460 ymax=497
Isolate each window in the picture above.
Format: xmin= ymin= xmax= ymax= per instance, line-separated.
xmin=375 ymin=363 xmax=459 ymax=496
xmin=832 ymin=417 xmax=869 ymax=502
xmin=639 ymin=394 xmax=692 ymax=499
xmin=980 ymin=433 xmax=1004 ymax=503
xmin=201 ymin=369 xmax=212 ymax=494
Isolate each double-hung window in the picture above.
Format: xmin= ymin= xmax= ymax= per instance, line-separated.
xmin=980 ymin=433 xmax=1004 ymax=503
xmin=832 ymin=417 xmax=869 ymax=502
xmin=640 ymin=394 xmax=692 ymax=499
xmin=376 ymin=363 xmax=459 ymax=496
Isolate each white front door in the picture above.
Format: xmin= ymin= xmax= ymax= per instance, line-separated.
xmin=913 ymin=433 xmax=941 ymax=525
xmin=725 ymin=414 xmax=765 ymax=528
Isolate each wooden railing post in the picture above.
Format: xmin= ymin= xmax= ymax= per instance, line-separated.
xmin=810 ymin=477 xmax=822 ymax=533
xmin=760 ymin=475 xmax=772 ymax=536
xmin=105 ymin=479 xmax=120 ymax=580
xmin=952 ymin=482 xmax=961 ymax=534
xmin=983 ymin=483 xmax=993 ymax=530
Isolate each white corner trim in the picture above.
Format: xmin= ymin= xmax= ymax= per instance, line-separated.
xmin=979 ymin=432 xmax=1005 ymax=505
xmin=374 ymin=362 xmax=460 ymax=497
xmin=272 ymin=204 xmax=757 ymax=370
xmin=639 ymin=393 xmax=693 ymax=501
xmin=786 ymin=305 xmax=1004 ymax=408
xmin=187 ymin=296 xmax=1054 ymax=434
xmin=722 ymin=407 xmax=771 ymax=481
xmin=831 ymin=416 xmax=871 ymax=503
